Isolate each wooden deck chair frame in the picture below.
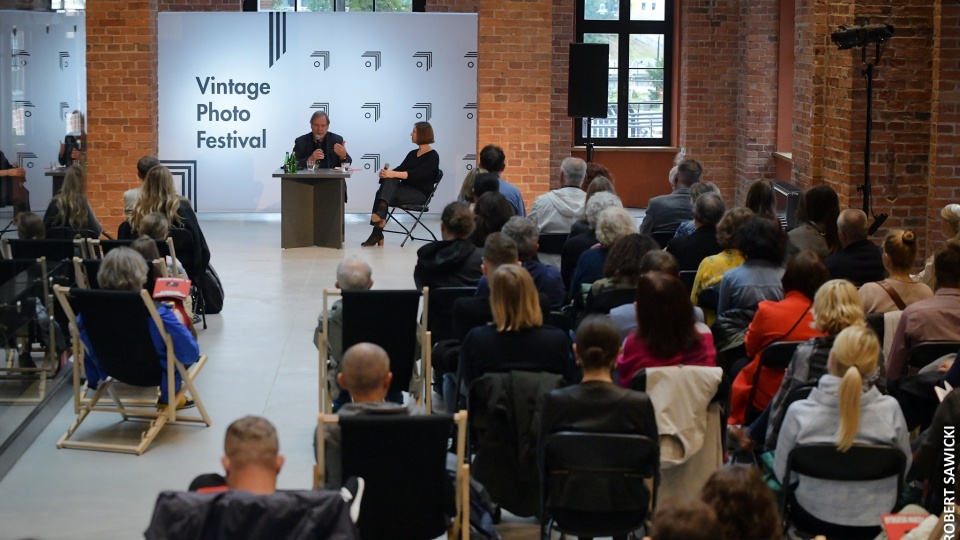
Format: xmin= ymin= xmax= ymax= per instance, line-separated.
xmin=317 ymin=287 xmax=432 ymax=414
xmin=52 ymin=284 xmax=211 ymax=455
xmin=314 ymin=411 xmax=469 ymax=539
xmin=0 ymin=257 xmax=58 ymax=403
xmin=73 ymin=257 xmax=167 ymax=290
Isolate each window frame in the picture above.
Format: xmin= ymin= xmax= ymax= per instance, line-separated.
xmin=575 ymin=0 xmax=674 ymax=147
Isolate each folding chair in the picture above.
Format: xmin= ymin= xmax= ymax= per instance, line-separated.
xmin=2 ymin=238 xmax=76 ymax=263
xmin=650 ymin=230 xmax=675 ymax=249
xmin=679 ymin=270 xmax=697 ymax=293
xmin=45 ymin=227 xmax=99 ymax=258
xmin=540 ymin=432 xmax=659 ymax=540
xmin=744 ymin=341 xmax=803 ymax=423
xmin=73 ymin=257 xmax=163 ymax=291
xmin=53 ymin=284 xmax=210 ymax=455
xmin=0 ymin=258 xmax=57 ymax=399
xmin=383 ymin=170 xmax=444 ymax=247
xmin=909 ymin=342 xmax=960 ymax=371
xmin=781 ymin=443 xmax=906 ymax=538
xmin=315 ymin=412 xmax=469 ymax=540
xmin=317 ymin=288 xmax=430 ymax=413
xmin=537 ymin=233 xmax=569 ymax=256
xmin=90 ymin=239 xmax=170 ymax=259
xmin=427 ymin=286 xmax=475 ymax=344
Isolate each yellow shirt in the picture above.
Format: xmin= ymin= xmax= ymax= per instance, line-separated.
xmin=691 ymin=249 xmax=745 ymax=325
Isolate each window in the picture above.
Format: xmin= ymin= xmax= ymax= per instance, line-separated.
xmin=260 ymin=0 xmax=418 ymax=11
xmin=576 ymin=0 xmax=673 ymax=146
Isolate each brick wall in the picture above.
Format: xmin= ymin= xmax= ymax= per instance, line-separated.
xmin=549 ymin=0 xmax=574 ymax=190
xmin=927 ymin=0 xmax=960 ymax=256
xmin=159 ymin=0 xmax=240 ymax=10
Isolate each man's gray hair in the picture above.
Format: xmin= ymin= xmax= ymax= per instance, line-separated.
xmin=560 ymin=157 xmax=587 ymax=187
xmin=336 ymin=256 xmax=373 ymax=290
xmin=500 ymin=216 xmax=539 ymax=259
xmin=837 ymin=208 xmax=868 ymax=243
xmin=97 ymin=246 xmax=148 ymax=292
xmin=585 ymin=191 xmax=623 ymax=230
xmin=694 ymin=193 xmax=726 ymax=228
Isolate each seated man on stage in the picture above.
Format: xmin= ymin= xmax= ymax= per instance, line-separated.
xmin=292 ymin=111 xmax=351 ymax=170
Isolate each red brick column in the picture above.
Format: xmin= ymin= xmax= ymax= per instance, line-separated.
xmin=927 ymin=0 xmax=960 ymax=257
xmin=549 ymin=0 xmax=574 ymax=189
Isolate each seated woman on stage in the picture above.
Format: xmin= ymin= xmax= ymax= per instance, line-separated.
xmin=362 ymin=121 xmax=440 ymax=247
xmin=42 ymin=164 xmax=103 ymax=237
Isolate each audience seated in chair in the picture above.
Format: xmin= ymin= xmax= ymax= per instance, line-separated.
xmin=615 ymin=271 xmax=716 ymax=386
xmin=638 ymin=157 xmax=702 ymax=236
xmin=859 ymin=229 xmax=933 ymax=314
xmin=42 ymin=164 xmax=103 ymax=238
xmin=689 ymin=207 xmax=753 ymax=325
xmin=744 ymin=178 xmax=779 ymax=224
xmin=582 ymin=233 xmax=659 ymax=319
xmin=123 ymin=155 xmax=161 ymax=219
xmin=475 ymin=216 xmax=566 ymax=310
xmin=648 ymin=500 xmax=723 ymax=540
xmin=468 ymin=191 xmax=514 ymax=249
xmin=824 ymin=208 xmax=885 ymax=287
xmin=568 ymin=206 xmax=636 ymax=306
xmin=319 ymin=343 xmax=416 ymax=489
xmin=787 ymin=184 xmax=841 ymax=260
xmin=479 ymin=143 xmax=525 ymax=217
xmin=918 ymin=203 xmax=960 ymax=290
xmin=138 ymin=212 xmax=186 ymax=277
xmin=190 ymin=415 xmax=285 ymax=495
xmin=528 ymin=157 xmax=587 ymax=234
xmin=665 ymin=192 xmax=724 ymax=272
xmin=580 ymin=162 xmax=613 ymax=196
xmin=910 ymin=380 xmax=960 ymax=516
xmin=774 ymin=325 xmax=910 ymax=534
xmin=887 ymin=240 xmax=960 ymax=386
xmin=413 ymin=201 xmax=482 ymax=290
xmin=569 ymin=174 xmax=615 ymax=239
xmin=17 ymin=212 xmax=44 ymax=240
xmin=561 ymin=191 xmax=622 ymax=290
xmin=670 ymin=181 xmax=720 ymax=240
xmin=699 ymin=465 xmax=782 ymax=540
xmin=314 ymin=256 xmax=375 ymax=411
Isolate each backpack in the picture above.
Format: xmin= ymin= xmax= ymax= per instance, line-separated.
xmin=199 ymin=263 xmax=225 ymax=314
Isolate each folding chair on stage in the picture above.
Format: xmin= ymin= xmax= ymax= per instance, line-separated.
xmin=317 ymin=288 xmax=431 ymax=413
xmin=383 ymin=170 xmax=444 ymax=247
xmin=53 ymin=284 xmax=210 ymax=455
xmin=315 ymin=411 xmax=469 ymax=540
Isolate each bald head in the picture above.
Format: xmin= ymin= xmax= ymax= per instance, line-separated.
xmin=338 ymin=343 xmax=391 ymax=401
xmin=837 ymin=208 xmax=868 ymax=246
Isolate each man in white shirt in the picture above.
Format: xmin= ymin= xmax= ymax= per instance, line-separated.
xmin=528 ymin=157 xmax=587 ymax=233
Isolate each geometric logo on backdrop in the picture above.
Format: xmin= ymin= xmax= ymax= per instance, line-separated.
xmin=361 ymin=51 xmax=381 ymax=70
xmin=463 ymin=103 xmax=477 ymax=120
xmin=310 ymin=103 xmax=330 ymax=115
xmin=16 ymin=152 xmax=38 ymax=169
xmin=161 ymin=160 xmax=198 ymax=210
xmin=462 ymin=153 xmax=477 ymax=171
xmin=413 ymin=51 xmax=433 ymax=71
xmin=60 ymin=102 xmax=70 ymax=121
xmin=412 ymin=102 xmax=432 ymax=121
xmin=268 ymin=12 xmax=288 ymax=68
xmin=14 ymin=100 xmax=35 ymax=117
xmin=311 ymin=50 xmax=331 ymax=70
xmin=59 ymin=51 xmax=70 ymax=70
xmin=13 ymin=49 xmax=29 ymax=66
xmin=464 ymin=51 xmax=477 ymax=68
xmin=361 ymin=153 xmax=382 ymax=171
xmin=361 ymin=103 xmax=381 ymax=121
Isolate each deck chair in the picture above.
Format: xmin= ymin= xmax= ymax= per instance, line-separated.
xmin=3 ymin=238 xmax=77 ymax=263
xmin=145 ymin=489 xmax=359 ymax=540
xmin=166 ymin=228 xmax=206 ymax=328
xmin=73 ymin=257 xmax=163 ymax=292
xmin=909 ymin=342 xmax=960 ymax=371
xmin=0 ymin=258 xmax=57 ymax=397
xmin=383 ymin=170 xmax=443 ymax=247
xmin=540 ymin=432 xmax=659 ymax=540
xmin=744 ymin=341 xmax=803 ymax=423
xmin=89 ymin=239 xmax=170 ymax=260
xmin=781 ymin=443 xmax=906 ymax=539
xmin=315 ymin=412 xmax=469 ymax=540
xmin=52 ymin=284 xmax=210 ymax=455
xmin=317 ymin=288 xmax=430 ymax=413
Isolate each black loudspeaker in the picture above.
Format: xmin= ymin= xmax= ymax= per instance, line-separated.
xmin=568 ymin=43 xmax=609 ymax=119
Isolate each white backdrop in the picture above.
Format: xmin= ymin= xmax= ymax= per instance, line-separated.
xmin=0 ymin=11 xmax=86 ymax=210
xmin=159 ymin=12 xmax=478 ymax=213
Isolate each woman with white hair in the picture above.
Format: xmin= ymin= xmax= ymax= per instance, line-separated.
xmin=561 ymin=191 xmax=623 ymax=290
xmin=918 ymin=203 xmax=960 ymax=290
xmin=568 ymin=206 xmax=636 ymax=305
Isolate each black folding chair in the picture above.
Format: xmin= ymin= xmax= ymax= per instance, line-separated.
xmin=781 ymin=443 xmax=906 ymax=539
xmin=53 ymin=285 xmax=210 ymax=455
xmin=679 ymin=270 xmax=697 ymax=293
xmin=697 ymin=284 xmax=720 ymax=311
xmin=426 ymin=286 xmax=475 ymax=344
xmin=540 ymin=432 xmax=659 ymax=540
xmin=318 ymin=288 xmax=429 ymax=412
xmin=745 ymin=341 xmax=803 ymax=423
xmin=650 ymin=230 xmax=675 ymax=249
xmin=909 ymin=341 xmax=960 ymax=370
xmin=0 ymin=258 xmax=56 ymax=385
xmin=3 ymin=238 xmax=76 ymax=263
xmin=383 ymin=170 xmax=443 ymax=247
xmin=315 ymin=412 xmax=469 ymax=540
xmin=92 ymin=239 xmax=170 ymax=259
xmin=537 ymin=233 xmax=569 ymax=256
xmin=73 ymin=258 xmax=160 ymax=292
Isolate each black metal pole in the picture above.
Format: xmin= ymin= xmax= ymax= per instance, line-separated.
xmin=586 ymin=117 xmax=594 ymax=163
xmin=863 ymin=61 xmax=873 ymax=216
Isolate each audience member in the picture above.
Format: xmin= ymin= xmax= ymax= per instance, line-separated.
xmin=529 ymin=157 xmax=587 ymax=233
xmin=728 ymin=250 xmax=828 ymax=426
xmin=690 ymin=207 xmax=753 ymax=323
xmin=568 ymin=206 xmax=636 ymax=304
xmin=457 ymin=166 xmax=486 ymax=208
xmin=585 ymin=233 xmax=659 ymax=313
xmin=14 ymin=212 xmax=66 ymax=367
xmin=859 ymin=229 xmax=933 ymax=314
xmin=665 ymin=192 xmax=724 ymax=271
xmin=700 ymin=465 xmax=782 ymax=540
xmin=479 ymin=144 xmax=526 ymax=216
xmin=911 ymin=384 xmax=960 ymax=515
xmin=787 ymin=184 xmax=841 ymax=259
xmin=581 ymin=161 xmax=613 ymax=193
xmin=763 ymin=279 xmax=867 ymax=450
xmin=413 ymin=202 xmax=482 ymax=290
xmin=469 ymin=191 xmax=514 ymax=248
xmin=476 ymin=216 xmax=566 ymax=309
xmin=887 ymin=240 xmax=960 ymax=385
xmin=79 ymin=247 xmax=198 ymax=408
xmin=471 ymin=172 xmax=500 ymax=200
xmin=716 ymin=215 xmax=786 ymax=316
xmin=561 ymin=191 xmax=622 ymax=289
xmin=919 ymin=203 xmax=960 ymax=290
xmin=616 ymin=271 xmax=716 ymax=386
xmin=671 ymin=181 xmax=721 ymax=239
xmin=461 ymin=265 xmax=575 ymax=386
xmin=314 ymin=256 xmax=378 ymax=411
xmin=322 ymin=343 xmax=414 ymax=489
xmin=570 ymin=175 xmax=615 ymax=238
xmin=649 ymin=500 xmax=723 ymax=540
xmin=638 ymin=249 xmax=680 ymax=277
xmin=43 ymin=164 xmax=102 ymax=237
xmin=124 ymin=155 xmax=161 ymax=219
xmin=16 ymin=212 xmax=44 ymax=239
xmin=823 ymin=208 xmax=885 ymax=287
xmin=744 ymin=178 xmax=778 ymax=223
xmin=221 ymin=416 xmax=284 ymax=495
xmin=775 ymin=325 xmax=910 ymax=534
xmin=639 ymin=158 xmax=702 ymax=235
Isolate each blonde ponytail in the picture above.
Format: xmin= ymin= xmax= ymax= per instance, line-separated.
xmin=830 ymin=325 xmax=881 ymax=452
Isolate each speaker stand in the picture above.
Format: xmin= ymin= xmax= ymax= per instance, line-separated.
xmin=585 ymin=117 xmax=595 ymax=163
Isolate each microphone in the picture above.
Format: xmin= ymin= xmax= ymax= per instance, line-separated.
xmin=382 ymin=163 xmax=390 ymax=170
